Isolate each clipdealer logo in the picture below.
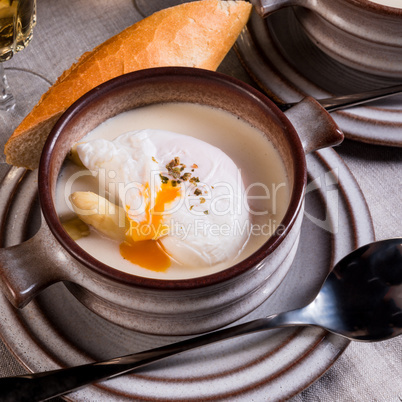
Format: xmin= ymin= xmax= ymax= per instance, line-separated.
xmin=63 ymin=168 xmax=288 ymax=217
xmin=62 ymin=167 xmax=340 ymax=236
xmin=304 ymin=168 xmax=339 ymax=234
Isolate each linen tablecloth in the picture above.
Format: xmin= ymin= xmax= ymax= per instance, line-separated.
xmin=0 ymin=0 xmax=401 ymax=400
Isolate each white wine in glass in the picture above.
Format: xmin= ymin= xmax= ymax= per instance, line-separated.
xmin=0 ymin=0 xmax=36 ymax=110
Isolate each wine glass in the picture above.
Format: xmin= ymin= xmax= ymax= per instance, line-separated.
xmin=0 ymin=0 xmax=36 ymax=111
xmin=134 ymin=0 xmax=192 ymax=18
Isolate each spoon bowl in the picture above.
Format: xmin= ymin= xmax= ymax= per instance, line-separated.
xmin=273 ymin=238 xmax=402 ymax=341
xmin=0 ymin=238 xmax=401 ymax=401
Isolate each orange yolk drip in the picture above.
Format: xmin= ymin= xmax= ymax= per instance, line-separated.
xmin=120 ymin=182 xmax=181 ymax=272
xmin=119 ymin=239 xmax=171 ymax=272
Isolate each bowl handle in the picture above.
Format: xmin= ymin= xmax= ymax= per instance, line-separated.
xmin=284 ymin=97 xmax=344 ymax=154
xmin=251 ymin=0 xmax=314 ymax=16
xmin=0 ymin=220 xmax=68 ymax=308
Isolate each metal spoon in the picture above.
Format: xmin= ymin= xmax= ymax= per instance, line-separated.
xmin=278 ymin=84 xmax=402 ymax=112
xmin=0 ymin=238 xmax=401 ymax=402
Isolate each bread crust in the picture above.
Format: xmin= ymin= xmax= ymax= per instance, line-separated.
xmin=4 ymin=0 xmax=252 ymax=169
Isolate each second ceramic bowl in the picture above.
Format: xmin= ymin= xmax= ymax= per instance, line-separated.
xmin=252 ymin=0 xmax=402 ymax=78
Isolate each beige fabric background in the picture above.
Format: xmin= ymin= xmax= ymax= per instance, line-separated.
xmin=0 ymin=0 xmax=401 ymax=400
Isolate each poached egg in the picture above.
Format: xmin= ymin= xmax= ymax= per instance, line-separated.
xmin=76 ymin=129 xmax=250 ymax=271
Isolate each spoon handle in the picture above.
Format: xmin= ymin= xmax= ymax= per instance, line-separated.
xmin=0 ymin=317 xmax=283 ymax=402
xmin=279 ymin=84 xmax=402 ymax=112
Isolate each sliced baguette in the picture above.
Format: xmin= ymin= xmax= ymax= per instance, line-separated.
xmin=4 ymin=0 xmax=252 ymax=170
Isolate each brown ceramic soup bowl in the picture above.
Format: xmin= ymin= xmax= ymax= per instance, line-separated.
xmin=252 ymin=0 xmax=402 ymax=78
xmin=0 ymin=67 xmax=343 ymax=335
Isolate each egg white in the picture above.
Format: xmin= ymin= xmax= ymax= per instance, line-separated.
xmin=77 ymin=129 xmax=250 ymax=268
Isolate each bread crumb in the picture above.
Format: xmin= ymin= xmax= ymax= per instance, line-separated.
xmin=217 ymin=0 xmax=235 ymax=15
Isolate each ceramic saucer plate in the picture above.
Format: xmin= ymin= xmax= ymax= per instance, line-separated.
xmin=235 ymin=9 xmax=402 ymax=147
xmin=0 ymin=148 xmax=374 ymax=401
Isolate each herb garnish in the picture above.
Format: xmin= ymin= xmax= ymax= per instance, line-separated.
xmin=160 ymin=174 xmax=169 ymax=184
xmin=166 ymin=157 xmax=180 ymax=170
xmin=181 ymin=172 xmax=191 ymax=181
xmin=162 ymin=157 xmax=206 ymax=202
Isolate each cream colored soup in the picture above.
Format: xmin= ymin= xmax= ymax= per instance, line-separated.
xmin=56 ymin=102 xmax=289 ymax=280
xmin=368 ymin=0 xmax=402 ymax=7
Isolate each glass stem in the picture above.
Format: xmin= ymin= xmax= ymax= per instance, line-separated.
xmin=0 ymin=63 xmax=16 ymax=111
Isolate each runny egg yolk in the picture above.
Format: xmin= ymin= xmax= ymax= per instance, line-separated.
xmin=119 ymin=182 xmax=181 ymax=272
xmin=119 ymin=240 xmax=171 ymax=272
